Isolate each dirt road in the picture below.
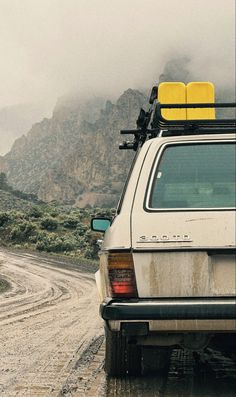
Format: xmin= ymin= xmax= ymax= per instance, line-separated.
xmin=0 ymin=250 xmax=235 ymax=397
xmin=0 ymin=250 xmax=103 ymax=396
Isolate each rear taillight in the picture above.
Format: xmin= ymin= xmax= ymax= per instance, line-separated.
xmin=108 ymin=253 xmax=138 ymax=298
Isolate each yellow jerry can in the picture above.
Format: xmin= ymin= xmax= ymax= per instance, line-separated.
xmin=186 ymin=82 xmax=215 ymax=120
xmin=158 ymin=82 xmax=186 ymax=120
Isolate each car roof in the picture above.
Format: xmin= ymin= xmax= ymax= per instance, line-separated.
xmin=147 ymin=132 xmax=236 ymax=148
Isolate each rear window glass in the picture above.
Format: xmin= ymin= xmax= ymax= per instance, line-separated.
xmin=149 ymin=143 xmax=236 ymax=209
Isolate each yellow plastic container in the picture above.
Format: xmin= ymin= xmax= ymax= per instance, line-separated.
xmin=158 ymin=82 xmax=186 ymax=120
xmin=186 ymin=82 xmax=215 ymax=120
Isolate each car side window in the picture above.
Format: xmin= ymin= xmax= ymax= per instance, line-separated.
xmin=149 ymin=142 xmax=236 ymax=209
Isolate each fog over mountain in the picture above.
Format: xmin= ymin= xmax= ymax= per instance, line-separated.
xmin=0 ymin=0 xmax=235 ymax=175
xmin=0 ymin=0 xmax=235 ymax=109
xmin=0 ymin=103 xmax=52 ymax=155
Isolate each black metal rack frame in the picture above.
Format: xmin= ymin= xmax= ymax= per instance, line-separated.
xmin=120 ymin=102 xmax=236 ymax=151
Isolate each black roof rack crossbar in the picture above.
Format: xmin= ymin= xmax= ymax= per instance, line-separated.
xmin=119 ymin=102 xmax=236 ymax=151
xmin=153 ymin=102 xmax=236 ymax=131
xmin=159 ymin=102 xmax=235 ymax=109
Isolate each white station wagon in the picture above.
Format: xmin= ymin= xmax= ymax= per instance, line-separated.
xmin=91 ymin=82 xmax=236 ymax=377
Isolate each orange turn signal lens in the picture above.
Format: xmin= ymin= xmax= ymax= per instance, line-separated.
xmin=108 ymin=253 xmax=138 ymax=298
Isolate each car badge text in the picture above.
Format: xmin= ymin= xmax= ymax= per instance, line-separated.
xmin=137 ymin=234 xmax=192 ymax=243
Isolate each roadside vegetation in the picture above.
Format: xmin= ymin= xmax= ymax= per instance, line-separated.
xmin=0 ymin=173 xmax=115 ymax=262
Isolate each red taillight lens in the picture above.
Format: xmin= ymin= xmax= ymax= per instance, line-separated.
xmin=108 ymin=253 xmax=138 ymax=298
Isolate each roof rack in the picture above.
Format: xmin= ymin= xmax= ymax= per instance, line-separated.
xmin=120 ymin=102 xmax=236 ymax=151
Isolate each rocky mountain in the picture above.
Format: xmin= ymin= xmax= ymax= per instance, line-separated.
xmin=0 ymin=103 xmax=51 ymax=156
xmin=0 ymin=90 xmax=148 ymax=207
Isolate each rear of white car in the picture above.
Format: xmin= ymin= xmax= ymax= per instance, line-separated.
xmin=96 ymin=134 xmax=236 ymax=376
xmin=92 ymin=82 xmax=236 ymax=377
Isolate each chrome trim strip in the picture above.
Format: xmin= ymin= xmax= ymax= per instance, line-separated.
xmin=112 ymin=299 xmax=236 ymax=307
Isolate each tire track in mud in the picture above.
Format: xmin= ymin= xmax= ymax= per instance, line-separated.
xmin=0 ymin=253 xmax=95 ymax=326
xmin=59 ymin=336 xmax=105 ymax=397
xmin=57 ymin=335 xmax=236 ymax=397
xmin=0 ymin=263 xmax=71 ymax=325
xmin=103 ymin=349 xmax=236 ymax=397
xmin=162 ymin=348 xmax=236 ymax=397
xmin=58 ymin=343 xmax=236 ymax=397
xmin=0 ymin=250 xmax=103 ymax=397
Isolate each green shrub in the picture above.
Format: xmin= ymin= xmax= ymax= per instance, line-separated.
xmin=0 ymin=212 xmax=10 ymax=227
xmin=28 ymin=206 xmax=43 ymax=219
xmin=0 ymin=200 xmax=112 ymax=260
xmin=36 ymin=232 xmax=77 ymax=252
xmin=63 ymin=217 xmax=79 ymax=229
xmin=73 ymin=223 xmax=87 ymax=237
xmin=40 ymin=217 xmax=58 ymax=231
xmin=9 ymin=221 xmax=36 ymax=243
xmin=9 ymin=211 xmax=25 ymax=221
xmin=28 ymin=234 xmax=39 ymax=243
xmin=47 ymin=208 xmax=59 ymax=217
xmin=84 ymin=247 xmax=94 ymax=259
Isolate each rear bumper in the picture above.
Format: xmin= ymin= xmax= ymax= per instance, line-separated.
xmin=100 ymin=298 xmax=236 ymax=321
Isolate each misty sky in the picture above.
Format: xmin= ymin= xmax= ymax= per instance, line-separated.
xmin=0 ymin=0 xmax=235 ymax=111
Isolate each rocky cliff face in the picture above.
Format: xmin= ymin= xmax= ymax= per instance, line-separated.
xmin=0 ymin=103 xmax=51 ymax=156
xmin=0 ymin=156 xmax=7 ymax=172
xmin=1 ymin=90 xmax=148 ymax=207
